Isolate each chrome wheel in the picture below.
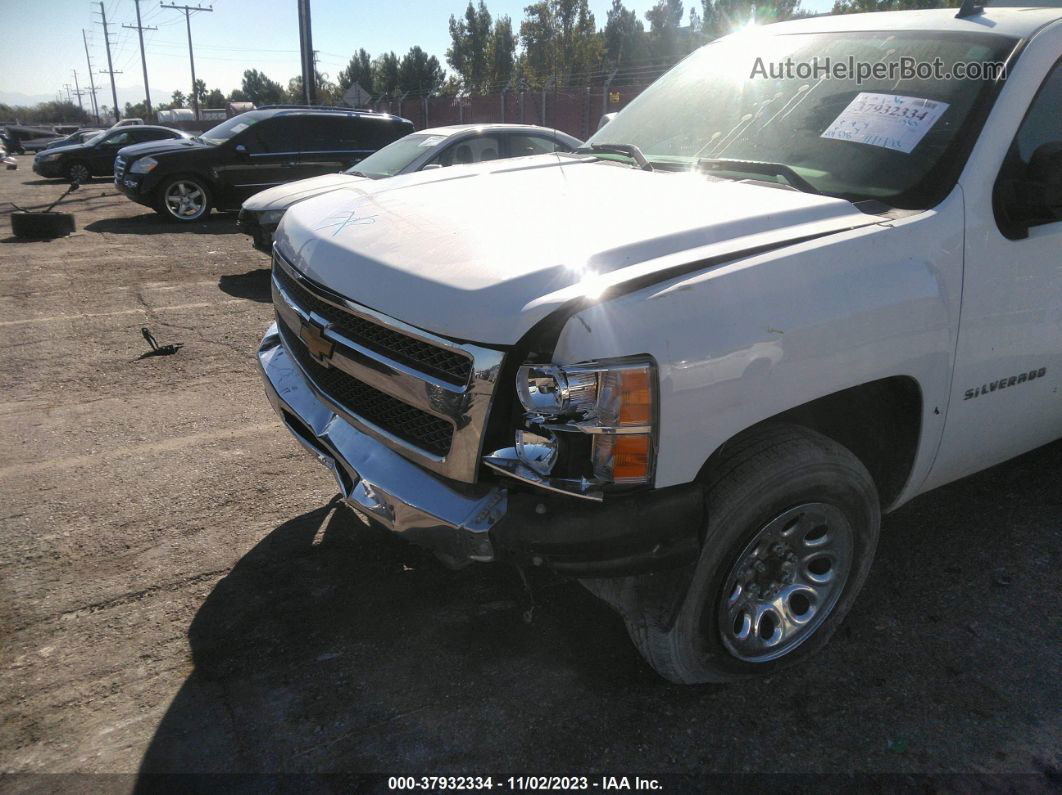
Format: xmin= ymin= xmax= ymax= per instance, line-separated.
xmin=164 ymin=179 xmax=207 ymax=220
xmin=719 ymin=502 xmax=854 ymax=662
xmin=67 ymin=163 xmax=90 ymax=183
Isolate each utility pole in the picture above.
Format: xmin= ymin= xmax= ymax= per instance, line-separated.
xmin=161 ymin=3 xmax=213 ymax=121
xmin=297 ymin=0 xmax=316 ymax=105
xmin=72 ymin=70 xmax=87 ymax=115
xmin=82 ymin=30 xmax=101 ymax=125
xmin=94 ymin=2 xmax=122 ymax=123
xmin=63 ymin=84 xmax=73 ymax=103
xmin=123 ymin=0 xmax=157 ymax=119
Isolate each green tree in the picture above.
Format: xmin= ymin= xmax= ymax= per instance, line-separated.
xmin=205 ymin=88 xmax=226 ymax=107
xmin=338 ymin=48 xmax=375 ymax=95
xmin=398 ymin=46 xmax=447 ymax=93
xmin=373 ymin=52 xmax=401 ymax=96
xmin=701 ymin=0 xmax=802 ymax=39
xmin=192 ymin=78 xmax=208 ymax=106
xmin=240 ymin=69 xmax=285 ymax=105
xmin=487 ymin=15 xmax=517 ymax=88
xmin=170 ymin=89 xmax=186 ymax=107
xmin=832 ymin=0 xmax=955 ymax=13
xmin=447 ymin=1 xmax=493 ymax=91
xmin=645 ymin=0 xmax=685 ymax=60
xmin=520 ymin=0 xmax=603 ymax=89
xmin=604 ymin=0 xmax=648 ymax=68
xmin=228 ymin=88 xmax=249 ymax=102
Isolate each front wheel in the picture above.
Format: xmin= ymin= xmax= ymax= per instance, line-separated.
xmin=66 ymin=161 xmax=91 ymax=183
xmin=590 ymin=424 xmax=880 ymax=684
xmin=156 ymin=176 xmax=212 ymax=222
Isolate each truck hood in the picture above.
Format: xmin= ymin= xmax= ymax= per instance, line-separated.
xmin=276 ymin=156 xmax=885 ymax=345
xmin=117 ymin=137 xmax=204 ymax=161
xmin=243 ymin=172 xmax=366 ymax=212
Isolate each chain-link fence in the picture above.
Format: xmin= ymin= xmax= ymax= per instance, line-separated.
xmin=368 ymin=80 xmax=658 ymax=141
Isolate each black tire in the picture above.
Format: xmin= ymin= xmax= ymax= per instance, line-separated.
xmin=585 ymin=424 xmax=880 ymax=684
xmin=65 ymin=161 xmax=91 ymax=183
xmin=155 ymin=175 xmax=212 ymax=222
xmin=11 ymin=212 xmax=76 ymax=239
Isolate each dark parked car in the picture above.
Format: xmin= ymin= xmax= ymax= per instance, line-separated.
xmin=41 ymin=129 xmax=104 ymax=151
xmin=33 ymin=126 xmax=189 ymax=182
xmin=2 ymin=126 xmax=61 ymax=154
xmin=114 ymin=106 xmax=415 ymax=222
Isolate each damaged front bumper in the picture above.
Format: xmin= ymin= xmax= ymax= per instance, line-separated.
xmin=258 ymin=323 xmax=504 ymax=566
xmin=259 ymin=323 xmax=704 ymax=575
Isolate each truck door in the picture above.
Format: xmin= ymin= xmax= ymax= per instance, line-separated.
xmin=928 ymin=56 xmax=1062 ymax=489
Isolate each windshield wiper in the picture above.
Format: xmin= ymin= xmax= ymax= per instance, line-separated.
xmin=695 ymin=157 xmax=820 ymax=195
xmin=582 ymin=143 xmax=654 ymax=172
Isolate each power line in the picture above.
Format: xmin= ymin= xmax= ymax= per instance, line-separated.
xmin=93 ymin=1 xmax=122 ymax=123
xmin=160 ymin=3 xmax=214 ymax=120
xmin=123 ymin=0 xmax=158 ymax=117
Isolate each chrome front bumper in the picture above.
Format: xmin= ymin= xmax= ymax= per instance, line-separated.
xmin=258 ymin=323 xmax=506 ymax=565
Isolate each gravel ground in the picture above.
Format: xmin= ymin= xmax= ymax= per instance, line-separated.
xmin=0 ymin=166 xmax=1059 ymax=787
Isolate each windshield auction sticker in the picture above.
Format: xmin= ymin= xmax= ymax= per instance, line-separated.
xmin=820 ymin=92 xmax=950 ymax=153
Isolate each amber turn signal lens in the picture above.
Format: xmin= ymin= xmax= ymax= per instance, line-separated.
xmin=611 ymin=434 xmax=652 ymax=483
xmin=618 ymin=368 xmax=652 ymax=426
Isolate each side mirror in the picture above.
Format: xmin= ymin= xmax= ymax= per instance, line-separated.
xmin=997 ymin=141 xmax=1062 ymax=238
xmin=234 ymin=144 xmax=249 ymax=158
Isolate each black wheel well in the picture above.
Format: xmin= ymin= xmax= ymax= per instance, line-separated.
xmin=699 ymin=376 xmax=923 ymax=511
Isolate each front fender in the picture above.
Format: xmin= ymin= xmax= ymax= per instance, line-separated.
xmin=552 ymin=189 xmax=966 ymax=506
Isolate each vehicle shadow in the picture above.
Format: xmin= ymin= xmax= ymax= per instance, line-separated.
xmin=134 ymin=440 xmax=1062 ymax=777
xmin=218 ymin=268 xmax=272 ymax=303
xmin=85 ymin=213 xmax=240 ymax=235
xmin=21 ymin=177 xmax=111 ymax=186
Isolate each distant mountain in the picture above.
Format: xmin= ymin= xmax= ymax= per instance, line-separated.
xmin=0 ymin=86 xmax=180 ymax=111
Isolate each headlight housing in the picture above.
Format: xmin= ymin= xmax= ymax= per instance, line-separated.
xmin=486 ymin=357 xmax=657 ymax=498
xmin=257 ymin=208 xmax=286 ymax=226
xmin=41 ymin=152 xmax=62 ymax=162
xmin=129 ymin=157 xmax=157 ymax=174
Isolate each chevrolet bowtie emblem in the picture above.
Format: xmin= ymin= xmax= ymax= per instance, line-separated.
xmin=299 ymin=320 xmax=334 ymax=364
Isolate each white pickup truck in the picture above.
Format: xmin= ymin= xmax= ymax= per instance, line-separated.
xmin=258 ymin=7 xmax=1061 ymax=683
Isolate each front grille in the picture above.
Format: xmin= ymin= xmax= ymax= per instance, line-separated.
xmin=114 ymin=156 xmax=125 ymax=180
xmin=273 ymin=264 xmax=472 ymax=386
xmin=278 ymin=321 xmax=454 ymax=458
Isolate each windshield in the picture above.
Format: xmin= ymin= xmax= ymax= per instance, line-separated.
xmin=199 ymin=111 xmax=270 ymax=145
xmin=345 ymin=133 xmax=444 ymax=178
xmin=587 ymin=29 xmax=1017 ymax=208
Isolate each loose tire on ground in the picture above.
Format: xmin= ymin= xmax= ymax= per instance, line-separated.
xmin=583 ymin=424 xmax=880 ymax=684
xmin=156 ymin=175 xmax=212 ymax=222
xmin=11 ymin=212 xmax=76 ymax=239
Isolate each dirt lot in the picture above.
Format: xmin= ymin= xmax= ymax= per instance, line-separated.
xmin=0 ymin=166 xmax=1059 ymax=785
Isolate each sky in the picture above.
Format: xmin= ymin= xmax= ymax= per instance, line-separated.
xmin=0 ymin=0 xmax=835 ymax=109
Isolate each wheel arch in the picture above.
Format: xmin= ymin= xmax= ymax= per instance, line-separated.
xmin=696 ymin=375 xmax=923 ymax=512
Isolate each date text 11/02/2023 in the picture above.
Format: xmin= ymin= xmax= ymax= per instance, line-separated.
xmin=387 ymin=777 xmax=663 ymax=791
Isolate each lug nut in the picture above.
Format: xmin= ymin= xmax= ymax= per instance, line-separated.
xmin=754 ymin=560 xmax=767 ymax=573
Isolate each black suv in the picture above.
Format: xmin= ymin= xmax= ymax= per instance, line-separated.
xmin=32 ymin=126 xmax=188 ymax=181
xmin=114 ymin=107 xmax=414 ymax=222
